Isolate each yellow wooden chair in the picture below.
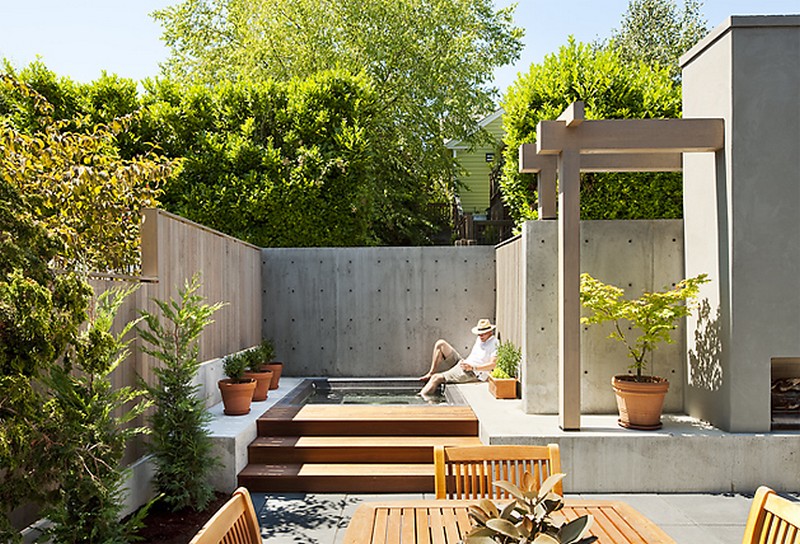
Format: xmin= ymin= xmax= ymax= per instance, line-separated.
xmin=189 ymin=487 xmax=262 ymax=544
xmin=742 ymin=486 xmax=800 ymax=544
xmin=433 ymin=444 xmax=562 ymax=500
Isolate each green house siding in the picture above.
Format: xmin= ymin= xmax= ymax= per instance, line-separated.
xmin=450 ymin=111 xmax=505 ymax=215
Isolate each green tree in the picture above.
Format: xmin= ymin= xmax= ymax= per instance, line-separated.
xmin=609 ymin=0 xmax=708 ymax=80
xmin=0 ymin=74 xmax=175 ymax=273
xmin=500 ymin=39 xmax=682 ymax=224
xmin=42 ymin=287 xmax=152 ymax=544
xmin=138 ymin=275 xmax=224 ymax=512
xmin=0 ymin=171 xmax=91 ymax=542
xmin=153 ymin=0 xmax=524 ymax=244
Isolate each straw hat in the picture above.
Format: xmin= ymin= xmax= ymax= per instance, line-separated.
xmin=471 ymin=318 xmax=496 ymax=335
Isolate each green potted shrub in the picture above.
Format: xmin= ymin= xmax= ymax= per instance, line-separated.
xmin=489 ymin=340 xmax=521 ymax=399
xmin=579 ymin=272 xmax=709 ymax=430
xmin=466 ymin=472 xmax=596 ymax=543
xmin=219 ymin=351 xmax=257 ymax=415
xmin=243 ymin=347 xmax=274 ymax=402
xmin=257 ymin=338 xmax=283 ymax=390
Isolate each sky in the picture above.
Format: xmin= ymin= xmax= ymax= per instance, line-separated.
xmin=1 ymin=0 xmax=799 ymax=94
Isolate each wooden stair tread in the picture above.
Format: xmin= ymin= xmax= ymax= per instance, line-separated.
xmin=250 ymin=436 xmax=483 ymax=447
xmin=240 ymin=463 xmax=434 ymax=477
xmin=260 ymin=404 xmax=477 ymax=421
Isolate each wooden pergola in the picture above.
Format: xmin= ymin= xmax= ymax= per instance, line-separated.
xmin=518 ymin=101 xmax=724 ymax=430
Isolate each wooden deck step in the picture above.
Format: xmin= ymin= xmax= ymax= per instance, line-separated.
xmin=257 ymin=405 xmax=479 ymax=436
xmin=238 ymin=463 xmax=434 ymax=493
xmin=247 ymin=435 xmax=483 ymax=464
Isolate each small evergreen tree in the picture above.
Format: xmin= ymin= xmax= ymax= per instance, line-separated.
xmin=137 ymin=275 xmax=224 ymax=511
xmin=42 ymin=287 xmax=152 ymax=544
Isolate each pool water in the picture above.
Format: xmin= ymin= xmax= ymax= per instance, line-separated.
xmin=294 ymin=378 xmax=454 ymax=405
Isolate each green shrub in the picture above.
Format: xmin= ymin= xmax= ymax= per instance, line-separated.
xmin=491 ymin=340 xmax=521 ymax=379
xmin=223 ymin=351 xmax=250 ymax=382
xmin=138 ymin=274 xmax=225 ymax=512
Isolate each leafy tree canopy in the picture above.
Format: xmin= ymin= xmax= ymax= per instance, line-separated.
xmin=153 ymin=0 xmax=524 ymax=244
xmin=500 ymin=38 xmax=683 ymax=223
xmin=608 ymin=0 xmax=708 ymax=80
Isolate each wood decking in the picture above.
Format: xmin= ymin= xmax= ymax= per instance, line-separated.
xmin=238 ymin=404 xmax=481 ymax=493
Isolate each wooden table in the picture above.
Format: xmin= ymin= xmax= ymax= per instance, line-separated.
xmin=343 ymin=499 xmax=676 ymax=544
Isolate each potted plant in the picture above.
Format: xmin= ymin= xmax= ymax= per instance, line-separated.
xmin=257 ymin=339 xmax=283 ymax=390
xmin=579 ymin=272 xmax=709 ymax=430
xmin=219 ymin=351 xmax=257 ymax=415
xmin=465 ymin=472 xmax=596 ymax=543
xmin=243 ymin=348 xmax=274 ymax=402
xmin=489 ymin=340 xmax=521 ymax=399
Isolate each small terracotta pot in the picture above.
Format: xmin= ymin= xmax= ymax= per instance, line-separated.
xmin=218 ymin=378 xmax=256 ymax=415
xmin=262 ymin=362 xmax=283 ymax=390
xmin=612 ymin=375 xmax=669 ymax=430
xmin=243 ymin=369 xmax=274 ymax=401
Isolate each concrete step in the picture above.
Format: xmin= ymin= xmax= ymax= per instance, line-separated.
xmin=247 ymin=435 xmax=483 ymax=464
xmin=238 ymin=463 xmax=434 ymax=493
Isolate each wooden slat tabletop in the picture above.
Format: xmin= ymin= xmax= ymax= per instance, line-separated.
xmin=343 ymin=499 xmax=676 ymax=544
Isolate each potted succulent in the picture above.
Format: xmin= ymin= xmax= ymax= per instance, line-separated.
xmin=465 ymin=472 xmax=596 ymax=543
xmin=489 ymin=340 xmax=521 ymax=399
xmin=243 ymin=348 xmax=274 ymax=402
xmin=579 ymin=272 xmax=709 ymax=430
xmin=219 ymin=351 xmax=257 ymax=415
xmin=257 ymin=339 xmax=283 ymax=390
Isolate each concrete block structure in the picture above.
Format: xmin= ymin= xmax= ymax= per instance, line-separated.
xmin=681 ymin=16 xmax=800 ymax=432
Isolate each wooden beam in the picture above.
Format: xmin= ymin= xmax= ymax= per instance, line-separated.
xmin=520 ymin=143 xmax=683 ymax=173
xmin=537 ymin=118 xmax=724 ymax=155
xmin=557 ymin=101 xmax=585 ymax=127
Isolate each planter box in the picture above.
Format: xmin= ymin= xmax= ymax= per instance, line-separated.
xmin=488 ymin=376 xmax=518 ymax=399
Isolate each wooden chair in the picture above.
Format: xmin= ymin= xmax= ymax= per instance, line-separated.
xmin=189 ymin=487 xmax=262 ymax=544
xmin=742 ymin=486 xmax=800 ymax=544
xmin=433 ymin=444 xmax=562 ymax=500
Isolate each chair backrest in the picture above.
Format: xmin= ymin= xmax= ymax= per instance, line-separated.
xmin=742 ymin=486 xmax=800 ymax=544
xmin=433 ymin=444 xmax=562 ymax=500
xmin=189 ymin=487 xmax=262 ymax=544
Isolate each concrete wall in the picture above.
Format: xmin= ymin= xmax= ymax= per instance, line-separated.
xmin=681 ymin=16 xmax=800 ymax=432
xmin=261 ymin=247 xmax=496 ymax=377
xmin=511 ymin=220 xmax=685 ymax=414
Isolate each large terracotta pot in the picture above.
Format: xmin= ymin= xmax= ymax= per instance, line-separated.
xmin=488 ymin=376 xmax=518 ymax=399
xmin=243 ymin=369 xmax=274 ymax=401
xmin=612 ymin=375 xmax=669 ymax=430
xmin=262 ymin=362 xmax=283 ymax=390
xmin=218 ymin=378 xmax=256 ymax=415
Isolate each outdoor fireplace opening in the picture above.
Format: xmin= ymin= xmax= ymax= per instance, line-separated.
xmin=771 ymin=358 xmax=800 ymax=430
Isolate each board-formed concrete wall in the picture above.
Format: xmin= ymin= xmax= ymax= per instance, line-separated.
xmin=261 ymin=246 xmax=496 ymax=377
xmin=681 ymin=16 xmax=800 ymax=432
xmin=511 ymin=219 xmax=685 ymax=414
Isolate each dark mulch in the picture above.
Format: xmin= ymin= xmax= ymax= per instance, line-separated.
xmin=132 ymin=493 xmax=230 ymax=544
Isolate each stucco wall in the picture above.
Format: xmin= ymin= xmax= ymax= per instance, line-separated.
xmin=261 ymin=246 xmax=496 ymax=378
xmin=681 ymin=16 xmax=800 ymax=431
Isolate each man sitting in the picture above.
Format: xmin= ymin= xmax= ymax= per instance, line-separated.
xmin=418 ymin=318 xmax=498 ymax=397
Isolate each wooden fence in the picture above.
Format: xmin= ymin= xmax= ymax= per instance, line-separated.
xmin=90 ymin=208 xmax=262 ymax=460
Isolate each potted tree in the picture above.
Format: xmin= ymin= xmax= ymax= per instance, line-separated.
xmin=219 ymin=351 xmax=257 ymax=415
xmin=243 ymin=348 xmax=274 ymax=402
xmin=257 ymin=339 xmax=283 ymax=390
xmin=488 ymin=340 xmax=521 ymax=399
xmin=579 ymin=272 xmax=709 ymax=430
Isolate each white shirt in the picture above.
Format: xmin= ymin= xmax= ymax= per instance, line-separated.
xmin=464 ymin=335 xmax=498 ymax=381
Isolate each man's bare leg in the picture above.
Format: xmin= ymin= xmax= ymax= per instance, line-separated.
xmin=420 ymin=373 xmax=446 ymax=396
xmin=419 ymin=339 xmax=455 ymax=381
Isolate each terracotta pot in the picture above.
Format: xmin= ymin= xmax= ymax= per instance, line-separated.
xmin=262 ymin=362 xmax=283 ymax=390
xmin=488 ymin=376 xmax=518 ymax=399
xmin=243 ymin=369 xmax=274 ymax=401
xmin=218 ymin=378 xmax=256 ymax=415
xmin=612 ymin=375 xmax=669 ymax=430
